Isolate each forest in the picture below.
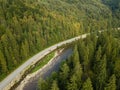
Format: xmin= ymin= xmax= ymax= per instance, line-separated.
xmin=0 ymin=0 xmax=120 ymax=81
xmin=38 ymin=30 xmax=120 ymax=90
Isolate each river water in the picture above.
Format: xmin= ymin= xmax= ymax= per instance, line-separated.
xmin=23 ymin=48 xmax=73 ymax=90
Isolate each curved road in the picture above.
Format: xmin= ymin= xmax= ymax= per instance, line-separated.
xmin=0 ymin=33 xmax=88 ymax=90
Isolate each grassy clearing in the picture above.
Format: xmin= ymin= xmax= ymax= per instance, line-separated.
xmin=30 ymin=52 xmax=55 ymax=73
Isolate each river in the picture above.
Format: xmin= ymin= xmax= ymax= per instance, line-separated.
xmin=22 ymin=48 xmax=73 ymax=90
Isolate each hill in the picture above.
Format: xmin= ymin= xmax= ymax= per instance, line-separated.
xmin=0 ymin=0 xmax=119 ymax=80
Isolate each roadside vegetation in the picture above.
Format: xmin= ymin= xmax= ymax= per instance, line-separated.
xmin=30 ymin=52 xmax=55 ymax=73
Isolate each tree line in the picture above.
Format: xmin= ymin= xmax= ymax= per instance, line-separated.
xmin=38 ymin=30 xmax=120 ymax=90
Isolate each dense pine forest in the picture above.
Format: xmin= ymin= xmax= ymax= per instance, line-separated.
xmin=0 ymin=0 xmax=120 ymax=81
xmin=38 ymin=30 xmax=120 ymax=90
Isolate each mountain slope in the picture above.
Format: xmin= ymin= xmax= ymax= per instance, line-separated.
xmin=0 ymin=0 xmax=119 ymax=81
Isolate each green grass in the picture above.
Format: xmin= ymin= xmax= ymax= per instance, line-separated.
xmin=30 ymin=52 xmax=55 ymax=73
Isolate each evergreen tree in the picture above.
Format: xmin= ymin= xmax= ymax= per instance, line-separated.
xmin=38 ymin=78 xmax=49 ymax=90
xmin=114 ymin=58 xmax=120 ymax=89
xmin=73 ymin=62 xmax=83 ymax=89
xmin=93 ymin=46 xmax=102 ymax=74
xmin=67 ymin=75 xmax=78 ymax=90
xmin=0 ymin=50 xmax=8 ymax=73
xmin=82 ymin=78 xmax=93 ymax=90
xmin=97 ymin=54 xmax=107 ymax=89
xmin=20 ymin=39 xmax=29 ymax=60
xmin=78 ymin=41 xmax=86 ymax=63
xmin=58 ymin=63 xmax=70 ymax=89
xmin=72 ymin=45 xmax=80 ymax=67
xmin=104 ymin=74 xmax=116 ymax=90
xmin=94 ymin=47 xmax=107 ymax=90
xmin=83 ymin=46 xmax=89 ymax=72
xmin=51 ymin=80 xmax=59 ymax=90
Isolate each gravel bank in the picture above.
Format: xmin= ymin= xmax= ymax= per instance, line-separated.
xmin=16 ymin=48 xmax=72 ymax=90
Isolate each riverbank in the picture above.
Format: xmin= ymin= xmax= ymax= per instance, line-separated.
xmin=16 ymin=48 xmax=72 ymax=90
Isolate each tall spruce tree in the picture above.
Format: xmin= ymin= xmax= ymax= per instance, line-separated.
xmin=104 ymin=74 xmax=116 ymax=90
xmin=96 ymin=54 xmax=107 ymax=90
xmin=0 ymin=50 xmax=8 ymax=73
xmin=58 ymin=63 xmax=70 ymax=90
xmin=67 ymin=75 xmax=78 ymax=90
xmin=82 ymin=78 xmax=93 ymax=90
xmin=93 ymin=46 xmax=107 ymax=90
xmin=51 ymin=80 xmax=59 ymax=90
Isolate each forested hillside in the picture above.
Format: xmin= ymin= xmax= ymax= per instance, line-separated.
xmin=102 ymin=0 xmax=120 ymax=27
xmin=0 ymin=0 xmax=119 ymax=80
xmin=38 ymin=30 xmax=120 ymax=90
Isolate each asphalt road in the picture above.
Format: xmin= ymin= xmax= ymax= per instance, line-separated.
xmin=0 ymin=33 xmax=88 ymax=90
